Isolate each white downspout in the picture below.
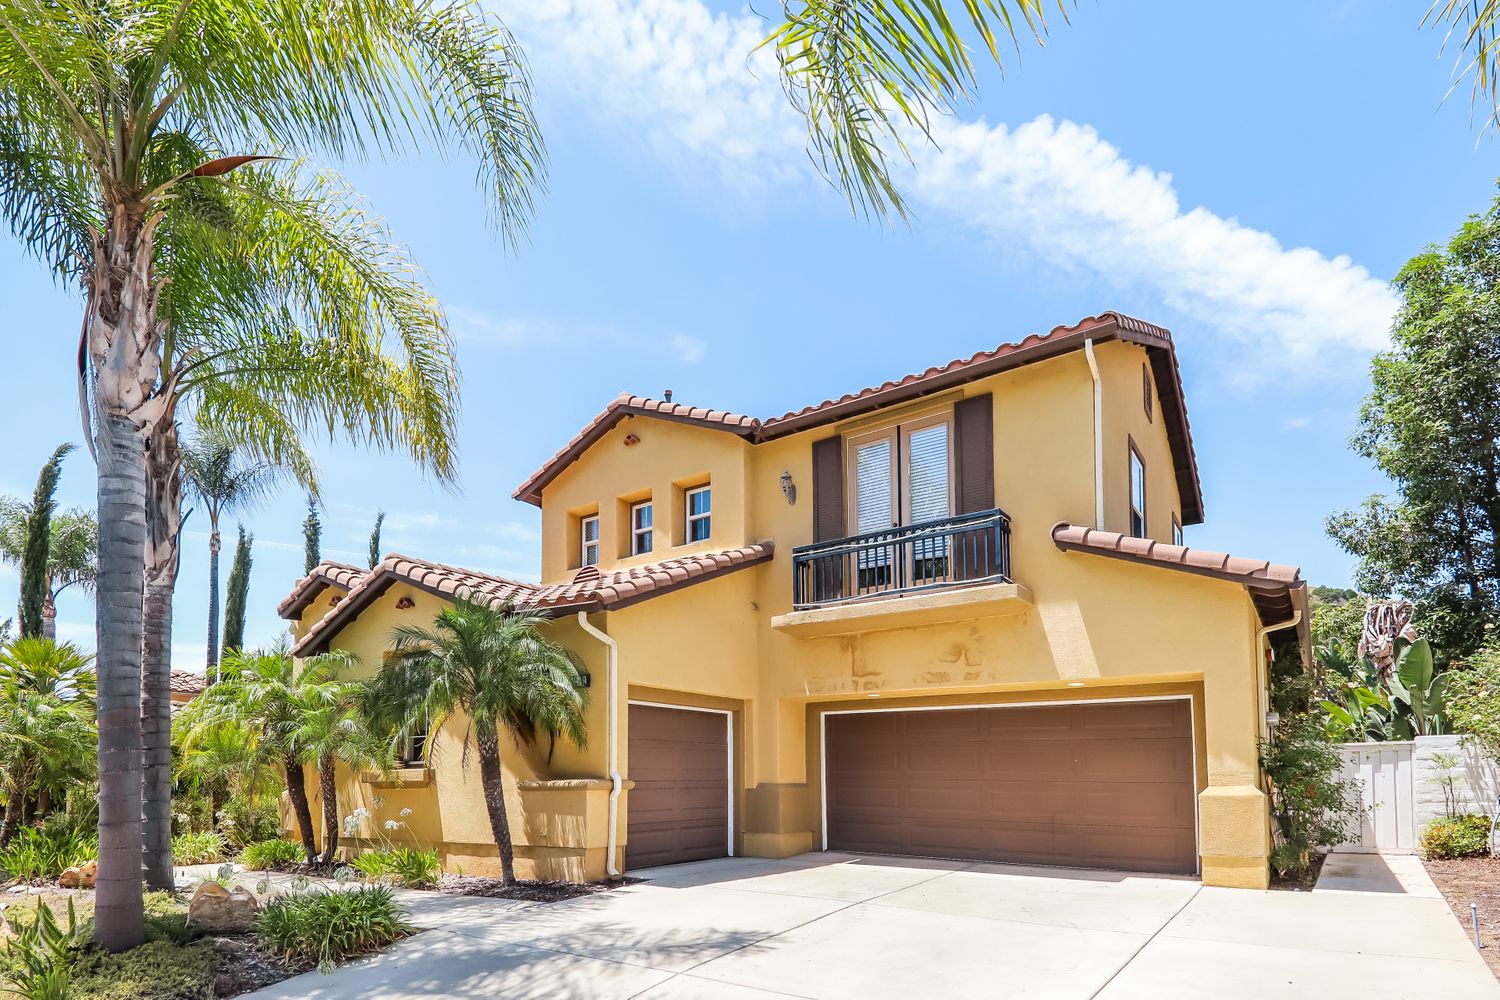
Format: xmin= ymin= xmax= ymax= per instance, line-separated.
xmin=576 ymin=611 xmax=622 ymax=878
xmin=1256 ymin=610 xmax=1303 ymax=735
xmin=1083 ymin=338 xmax=1104 ymax=528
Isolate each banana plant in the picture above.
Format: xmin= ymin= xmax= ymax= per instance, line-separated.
xmin=1321 ymin=685 xmax=1394 ymax=742
xmin=1389 ymin=638 xmax=1449 ymax=737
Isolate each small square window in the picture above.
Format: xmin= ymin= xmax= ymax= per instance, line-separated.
xmin=580 ymin=515 xmax=600 ymax=567
xmin=686 ymin=486 xmax=711 ymax=543
xmin=631 ymin=500 xmax=653 ymax=556
xmin=401 ymin=723 xmax=429 ymax=766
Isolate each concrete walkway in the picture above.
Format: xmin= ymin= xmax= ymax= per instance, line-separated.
xmin=238 ymin=852 xmax=1499 ymax=999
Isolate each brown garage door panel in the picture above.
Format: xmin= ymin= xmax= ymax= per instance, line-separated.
xmin=627 ymin=704 xmax=730 ymax=869
xmin=824 ymin=701 xmax=1197 ymax=875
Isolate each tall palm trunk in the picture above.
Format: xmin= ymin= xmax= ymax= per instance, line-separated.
xmin=141 ymin=418 xmax=183 ymax=891
xmin=0 ymin=763 xmax=34 ymax=845
xmin=318 ymin=753 xmax=340 ymax=865
xmin=205 ymin=514 xmax=221 ymax=675
xmin=41 ymin=595 xmax=56 ymax=641
xmin=475 ymin=725 xmax=517 ymax=885
xmin=285 ymin=755 xmax=317 ymax=863
xmin=90 ymin=208 xmax=164 ymax=952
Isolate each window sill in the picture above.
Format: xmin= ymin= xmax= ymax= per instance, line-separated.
xmin=361 ymin=767 xmax=432 ymax=789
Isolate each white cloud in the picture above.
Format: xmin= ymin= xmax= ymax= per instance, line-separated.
xmin=671 ymin=334 xmax=707 ymax=364
xmin=1283 ymin=416 xmax=1313 ymax=430
xmin=448 ymin=305 xmax=537 ymax=347
xmin=502 ymin=0 xmax=1398 ymax=368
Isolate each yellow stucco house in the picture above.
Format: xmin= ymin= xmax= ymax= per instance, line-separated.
xmin=278 ymin=311 xmax=1309 ymax=891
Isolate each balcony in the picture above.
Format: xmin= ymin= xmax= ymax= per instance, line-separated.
xmin=773 ymin=509 xmax=1031 ymax=638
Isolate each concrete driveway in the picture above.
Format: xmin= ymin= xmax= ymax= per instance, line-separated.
xmin=243 ymin=851 xmax=1498 ymax=999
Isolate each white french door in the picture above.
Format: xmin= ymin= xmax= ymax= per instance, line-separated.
xmin=847 ymin=415 xmax=952 ymax=591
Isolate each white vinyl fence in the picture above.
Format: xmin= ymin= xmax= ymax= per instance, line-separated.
xmin=1334 ymin=736 xmax=1500 ymax=854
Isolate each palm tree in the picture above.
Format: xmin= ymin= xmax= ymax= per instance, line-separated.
xmin=374 ymin=599 xmax=588 ymax=885
xmin=296 ymin=678 xmax=396 ymax=865
xmin=0 ymin=0 xmax=541 ymax=949
xmin=0 ymin=638 xmax=95 ymax=843
xmin=0 ymin=450 xmax=97 ymax=642
xmin=181 ymin=434 xmax=285 ymax=675
xmin=181 ymin=644 xmax=355 ymax=864
xmin=172 ymin=718 xmax=272 ymax=835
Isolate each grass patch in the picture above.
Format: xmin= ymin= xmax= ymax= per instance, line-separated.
xmin=67 ymin=940 xmax=218 ymax=1000
xmin=258 ymin=885 xmax=413 ymax=973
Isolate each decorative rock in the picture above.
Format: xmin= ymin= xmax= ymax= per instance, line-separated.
xmin=58 ymin=868 xmax=80 ymax=889
xmin=187 ymin=881 xmax=260 ymax=934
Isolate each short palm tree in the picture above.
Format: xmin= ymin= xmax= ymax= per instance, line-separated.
xmin=181 ymin=434 xmax=287 ymax=675
xmin=295 ymin=680 xmax=396 ymax=865
xmin=181 ymin=644 xmax=357 ymax=864
xmin=0 ymin=638 xmax=95 ymax=843
xmin=375 ymin=599 xmax=588 ymax=885
xmin=172 ymin=718 xmax=273 ymax=835
xmin=0 ymin=0 xmax=541 ymax=949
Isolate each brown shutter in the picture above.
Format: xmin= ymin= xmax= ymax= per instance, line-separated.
xmin=811 ymin=436 xmax=844 ymax=541
xmin=954 ymin=393 xmax=994 ymax=513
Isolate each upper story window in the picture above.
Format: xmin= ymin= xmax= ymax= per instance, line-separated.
xmin=686 ymin=485 xmax=711 ymax=542
xmin=848 ymin=415 xmax=951 ymax=537
xmin=580 ymin=514 xmax=600 ymax=567
xmin=1172 ymin=513 xmax=1183 ymax=547
xmin=1129 ymin=441 xmax=1147 ymax=539
xmin=630 ymin=500 xmax=654 ymax=555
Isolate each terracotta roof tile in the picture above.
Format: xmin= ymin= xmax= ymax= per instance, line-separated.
xmin=276 ymin=561 xmax=366 ymax=619
xmin=291 ymin=543 xmax=775 ymax=656
xmin=1050 ymin=522 xmax=1309 ymax=650
xmin=169 ymin=671 xmax=207 ymax=695
xmin=512 ymin=312 xmax=1204 ymax=523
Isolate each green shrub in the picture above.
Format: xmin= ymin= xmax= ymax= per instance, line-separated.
xmin=1420 ymin=813 xmax=1493 ymax=859
xmin=240 ymin=838 xmax=303 ymax=871
xmin=221 ymin=797 xmax=281 ymax=848
xmin=0 ymin=826 xmax=97 ymax=880
xmin=68 ymin=940 xmax=218 ymax=1000
xmin=1258 ymin=714 xmax=1362 ymax=878
xmin=257 ymin=886 xmax=413 ymax=973
xmin=141 ymin=891 xmax=195 ymax=946
xmin=349 ymin=848 xmax=441 ymax=888
xmin=171 ymin=829 xmax=227 ymax=865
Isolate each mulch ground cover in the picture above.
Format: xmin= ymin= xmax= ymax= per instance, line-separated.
xmin=1268 ymin=852 xmax=1326 ymax=891
xmin=1425 ymin=856 xmax=1500 ymax=980
xmin=435 ymin=874 xmax=641 ymax=902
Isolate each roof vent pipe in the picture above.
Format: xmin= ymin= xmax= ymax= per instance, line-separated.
xmin=663 ymin=389 xmax=673 ymax=403
xmin=1083 ymin=339 xmax=1104 ymax=528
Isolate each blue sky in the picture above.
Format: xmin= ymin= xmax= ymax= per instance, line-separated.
xmin=1 ymin=1 xmax=1495 ymax=669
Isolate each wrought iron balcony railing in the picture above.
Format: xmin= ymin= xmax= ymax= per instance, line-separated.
xmin=791 ymin=508 xmax=1013 ymax=609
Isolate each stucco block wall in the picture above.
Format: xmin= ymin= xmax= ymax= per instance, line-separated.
xmin=1414 ymin=735 xmax=1500 ymax=827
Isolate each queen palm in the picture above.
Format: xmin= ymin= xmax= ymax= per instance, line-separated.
xmin=0 ymin=0 xmax=541 ymax=946
xmin=181 ymin=433 xmax=286 ymax=676
xmin=375 ymin=599 xmax=588 ymax=886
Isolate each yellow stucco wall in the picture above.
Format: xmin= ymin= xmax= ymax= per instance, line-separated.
xmin=290 ymin=339 xmax=1276 ymax=888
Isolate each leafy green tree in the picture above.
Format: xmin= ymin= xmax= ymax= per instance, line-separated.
xmin=0 ymin=0 xmax=540 ymax=946
xmin=0 ymin=638 xmax=95 ymax=844
xmin=1328 ymin=190 xmax=1500 ymax=653
xmin=373 ymin=599 xmax=588 ymax=885
xmin=221 ymin=528 xmax=253 ymax=658
xmin=182 ymin=436 xmax=285 ymax=673
xmin=304 ymin=497 xmax=323 ymax=576
xmin=1446 ymin=640 xmax=1500 ymax=763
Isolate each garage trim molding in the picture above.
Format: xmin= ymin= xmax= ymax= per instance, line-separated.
xmin=817 ymin=694 xmax=1200 ymax=871
xmin=628 ymin=699 xmax=736 ymax=859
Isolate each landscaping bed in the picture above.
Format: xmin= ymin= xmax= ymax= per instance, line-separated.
xmin=436 ymin=873 xmax=640 ymax=902
xmin=1424 ymin=857 xmax=1500 ymax=980
xmin=0 ymin=880 xmax=414 ymax=998
xmin=1269 ymin=852 xmax=1327 ymax=892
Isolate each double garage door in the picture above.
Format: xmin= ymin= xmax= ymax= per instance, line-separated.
xmin=824 ymin=699 xmax=1198 ymax=875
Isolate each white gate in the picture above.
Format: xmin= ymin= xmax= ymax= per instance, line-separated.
xmin=1334 ymin=741 xmax=1416 ymax=854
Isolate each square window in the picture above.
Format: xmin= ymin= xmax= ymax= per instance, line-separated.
xmin=580 ymin=514 xmax=600 ymax=567
xmin=686 ymin=485 xmax=711 ymax=543
xmin=631 ymin=500 xmax=653 ymax=555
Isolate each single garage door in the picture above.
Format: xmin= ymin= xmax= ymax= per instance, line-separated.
xmin=627 ymin=703 xmax=731 ymax=869
xmin=824 ymin=699 xmax=1197 ymax=874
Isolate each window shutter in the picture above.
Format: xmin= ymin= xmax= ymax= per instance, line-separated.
xmin=812 ymin=436 xmax=844 ymax=541
xmin=953 ymin=393 xmax=994 ymax=514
